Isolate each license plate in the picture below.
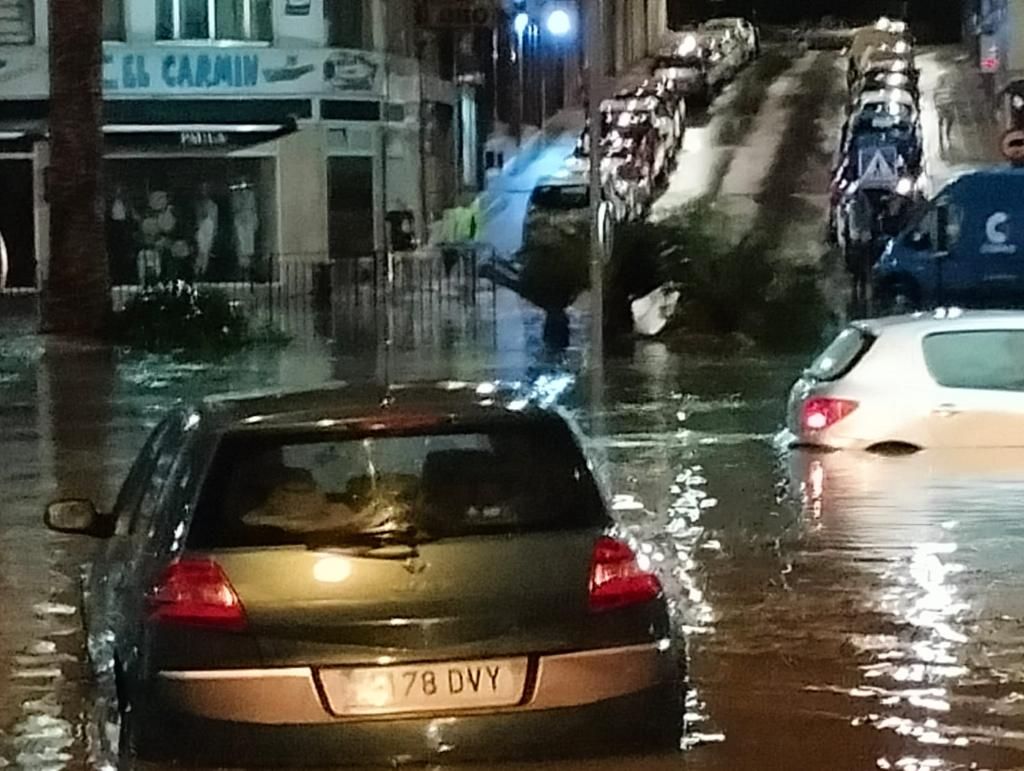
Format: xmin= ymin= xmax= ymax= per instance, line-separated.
xmin=320 ymin=657 xmax=529 ymax=716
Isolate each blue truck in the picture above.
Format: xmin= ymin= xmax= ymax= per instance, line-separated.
xmin=874 ymin=166 xmax=1024 ymax=311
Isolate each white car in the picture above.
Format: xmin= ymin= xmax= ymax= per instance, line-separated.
xmin=787 ymin=310 xmax=1024 ymax=451
xmin=702 ymin=17 xmax=758 ymax=62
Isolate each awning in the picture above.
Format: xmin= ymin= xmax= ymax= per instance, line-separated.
xmin=0 ymin=119 xmax=47 ymax=152
xmin=103 ymin=118 xmax=298 ymax=152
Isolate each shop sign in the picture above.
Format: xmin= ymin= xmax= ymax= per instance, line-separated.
xmin=419 ymin=1 xmax=497 ymax=28
xmin=101 ymin=48 xmax=368 ymax=96
xmin=105 ymin=51 xmax=262 ymax=91
xmin=180 ymin=131 xmax=229 ymax=147
xmin=323 ymin=51 xmax=380 ymax=92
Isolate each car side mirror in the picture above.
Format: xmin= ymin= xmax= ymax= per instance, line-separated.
xmin=44 ymin=499 xmax=114 ymax=538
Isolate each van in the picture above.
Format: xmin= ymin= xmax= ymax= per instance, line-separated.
xmin=874 ymin=166 xmax=1024 ymax=311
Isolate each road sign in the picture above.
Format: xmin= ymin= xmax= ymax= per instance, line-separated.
xmin=417 ymin=1 xmax=496 ymax=28
xmin=1001 ymin=129 xmax=1024 ymax=164
xmin=858 ymin=147 xmax=899 ymax=188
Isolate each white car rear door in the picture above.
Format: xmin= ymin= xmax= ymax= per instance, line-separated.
xmin=921 ymin=328 xmax=1024 ymax=448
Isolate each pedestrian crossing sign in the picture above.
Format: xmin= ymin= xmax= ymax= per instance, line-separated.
xmin=858 ymin=147 xmax=899 ymax=188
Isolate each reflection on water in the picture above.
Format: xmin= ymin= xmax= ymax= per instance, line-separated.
xmin=2 ymin=334 xmax=1024 ymax=769
xmin=790 ymin=449 xmax=1024 ymax=769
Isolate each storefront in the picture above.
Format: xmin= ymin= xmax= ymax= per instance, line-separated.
xmin=102 ymin=114 xmax=293 ymax=285
xmin=0 ymin=42 xmax=455 ymax=290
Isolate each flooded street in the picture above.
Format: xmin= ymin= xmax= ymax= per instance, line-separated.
xmin=2 ymin=320 xmax=1023 ymax=771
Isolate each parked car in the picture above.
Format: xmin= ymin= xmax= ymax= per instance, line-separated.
xmin=618 ymin=80 xmax=687 ymax=152
xmin=875 ymin=166 xmax=1024 ymax=312
xmin=701 ymin=17 xmax=759 ymax=61
xmin=852 ymin=67 xmax=920 ymax=105
xmin=787 ymin=310 xmax=1024 ymax=451
xmin=524 ymin=169 xmax=618 ymax=252
xmin=602 ymin=95 xmax=678 ymax=173
xmin=46 ymin=383 xmax=685 ymax=767
xmin=652 ymin=31 xmax=731 ymax=105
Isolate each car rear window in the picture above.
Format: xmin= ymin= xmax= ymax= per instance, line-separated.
xmin=530 ymin=185 xmax=589 ymax=210
xmin=189 ymin=423 xmax=608 ymax=549
xmin=922 ymin=330 xmax=1024 ymax=391
xmin=807 ymin=326 xmax=876 ymax=381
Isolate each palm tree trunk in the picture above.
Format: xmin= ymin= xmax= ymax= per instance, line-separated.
xmin=42 ymin=0 xmax=109 ymax=336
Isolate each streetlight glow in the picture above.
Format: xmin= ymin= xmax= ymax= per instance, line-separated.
xmin=514 ymin=12 xmax=530 ymax=38
xmin=546 ymin=8 xmax=572 ymax=37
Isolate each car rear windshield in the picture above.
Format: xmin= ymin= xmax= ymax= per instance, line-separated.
xmin=807 ymin=326 xmax=876 ymax=381
xmin=530 ymin=185 xmax=589 ymax=210
xmin=922 ymin=330 xmax=1024 ymax=391
xmin=189 ymin=423 xmax=608 ymax=549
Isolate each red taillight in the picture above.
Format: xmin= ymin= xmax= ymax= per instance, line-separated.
xmin=147 ymin=558 xmax=247 ymax=632
xmin=801 ymin=397 xmax=858 ymax=432
xmin=588 ymin=537 xmax=662 ymax=613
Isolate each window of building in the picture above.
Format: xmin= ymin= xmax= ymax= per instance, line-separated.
xmin=325 ymin=0 xmax=369 ymax=48
xmin=0 ymin=0 xmax=34 ymax=45
xmin=103 ymin=0 xmax=126 ymax=40
xmin=156 ymin=0 xmax=272 ymax=42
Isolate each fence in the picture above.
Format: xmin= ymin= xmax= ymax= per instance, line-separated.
xmin=108 ymin=244 xmax=499 ymax=349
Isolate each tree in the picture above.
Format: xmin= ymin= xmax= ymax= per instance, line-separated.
xmin=42 ymin=0 xmax=109 ymax=336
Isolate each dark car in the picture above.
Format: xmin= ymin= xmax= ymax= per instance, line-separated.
xmin=46 ymin=382 xmax=685 ymax=768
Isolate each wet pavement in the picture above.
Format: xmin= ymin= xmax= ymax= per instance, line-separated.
xmin=2 ymin=325 xmax=1024 ymax=771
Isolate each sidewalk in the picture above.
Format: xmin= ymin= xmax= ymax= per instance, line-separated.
xmin=478 ymin=59 xmax=663 ymax=259
xmin=479 ymin=110 xmax=584 ymax=259
xmin=916 ymin=46 xmax=1003 ymax=192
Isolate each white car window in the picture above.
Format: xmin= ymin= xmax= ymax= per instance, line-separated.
xmin=922 ymin=330 xmax=1024 ymax=391
xmin=808 ymin=326 xmax=876 ymax=381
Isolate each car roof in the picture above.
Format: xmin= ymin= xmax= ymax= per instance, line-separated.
xmin=536 ymin=170 xmax=588 ymax=187
xmin=196 ymin=381 xmax=559 ymax=435
xmin=854 ymin=309 xmax=1024 ymax=337
xmin=857 ymin=88 xmax=916 ymax=106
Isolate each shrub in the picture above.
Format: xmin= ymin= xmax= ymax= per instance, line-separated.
xmin=110 ymin=282 xmax=250 ymax=354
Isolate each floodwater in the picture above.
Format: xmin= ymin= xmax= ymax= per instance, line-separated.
xmin=2 ymin=319 xmax=1024 ymax=771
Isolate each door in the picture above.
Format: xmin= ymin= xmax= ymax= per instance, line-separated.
xmin=971 ymin=207 xmax=1024 ymax=306
xmin=922 ymin=329 xmax=1024 ymax=447
xmin=327 ymin=157 xmax=374 ymax=260
xmin=88 ymin=414 xmax=185 ymax=670
xmin=0 ymin=160 xmax=35 ymax=289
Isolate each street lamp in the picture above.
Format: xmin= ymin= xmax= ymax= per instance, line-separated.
xmin=545 ymin=8 xmax=573 ymax=37
xmin=514 ymin=11 xmax=530 ymax=38
xmin=513 ymin=13 xmax=529 ymax=143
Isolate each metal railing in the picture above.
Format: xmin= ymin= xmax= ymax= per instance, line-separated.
xmin=108 ymin=244 xmax=499 ymax=348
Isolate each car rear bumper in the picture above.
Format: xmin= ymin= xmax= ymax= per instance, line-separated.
xmin=140 ymin=643 xmax=682 ymax=765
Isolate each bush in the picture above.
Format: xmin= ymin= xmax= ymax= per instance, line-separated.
xmin=110 ymin=282 xmax=251 ymax=354
xmin=626 ymin=200 xmax=831 ymax=350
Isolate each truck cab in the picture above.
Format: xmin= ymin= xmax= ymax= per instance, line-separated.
xmin=874 ymin=167 xmax=1024 ymax=311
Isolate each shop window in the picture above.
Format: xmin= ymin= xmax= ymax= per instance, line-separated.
xmin=0 ymin=0 xmax=34 ymax=45
xmin=325 ymin=0 xmax=369 ymax=48
xmin=156 ymin=0 xmax=272 ymax=42
xmin=103 ymin=0 xmax=125 ymax=41
xmin=105 ymin=157 xmax=275 ymax=286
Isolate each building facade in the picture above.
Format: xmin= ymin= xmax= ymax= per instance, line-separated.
xmin=0 ymin=0 xmax=668 ymax=292
xmin=0 ymin=0 xmax=462 ymax=290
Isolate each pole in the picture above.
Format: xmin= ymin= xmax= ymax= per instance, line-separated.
xmin=378 ymin=0 xmax=393 ymax=386
xmin=587 ymin=0 xmax=605 ymax=363
xmin=516 ymin=30 xmax=525 ymax=142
